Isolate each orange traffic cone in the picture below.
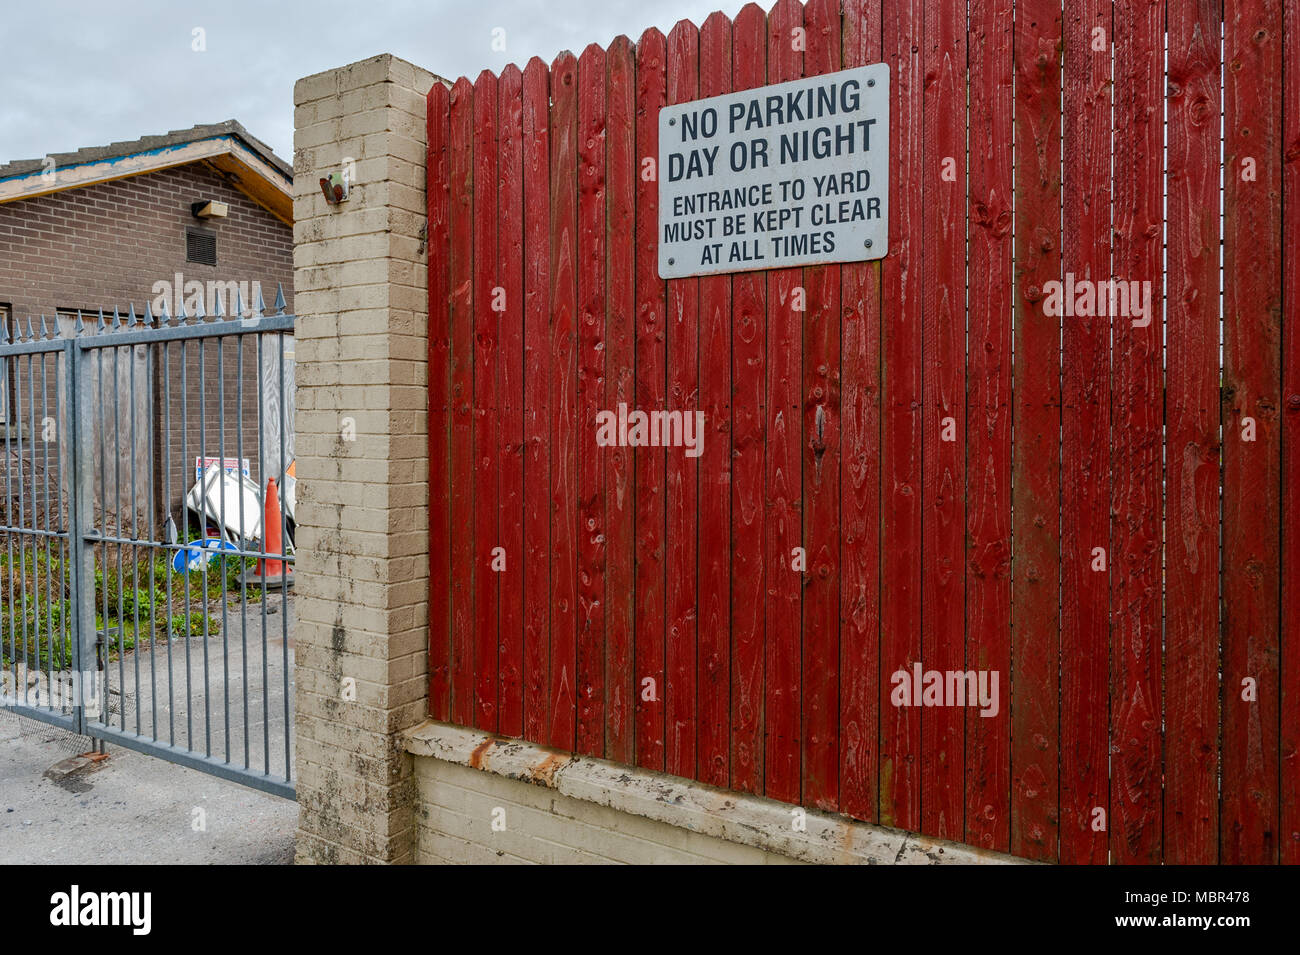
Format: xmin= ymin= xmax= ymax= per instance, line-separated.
xmin=241 ymin=477 xmax=293 ymax=588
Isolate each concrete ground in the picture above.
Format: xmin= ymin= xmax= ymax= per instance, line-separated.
xmin=0 ymin=599 xmax=297 ymax=864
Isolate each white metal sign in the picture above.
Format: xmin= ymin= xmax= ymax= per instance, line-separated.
xmin=658 ymin=62 xmax=889 ymax=279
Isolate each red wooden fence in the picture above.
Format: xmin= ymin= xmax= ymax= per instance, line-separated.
xmin=427 ymin=0 xmax=1299 ymax=863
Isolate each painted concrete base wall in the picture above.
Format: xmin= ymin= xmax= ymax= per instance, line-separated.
xmin=415 ymin=757 xmax=803 ymax=865
xmin=406 ymin=722 xmax=1028 ymax=865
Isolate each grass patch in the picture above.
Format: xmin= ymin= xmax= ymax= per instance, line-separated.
xmin=0 ymin=544 xmax=261 ymax=669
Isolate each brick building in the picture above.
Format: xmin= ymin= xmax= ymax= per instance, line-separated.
xmin=0 ymin=121 xmax=295 ymax=531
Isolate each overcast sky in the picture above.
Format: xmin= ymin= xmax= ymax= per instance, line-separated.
xmin=1 ymin=0 xmax=747 ymax=167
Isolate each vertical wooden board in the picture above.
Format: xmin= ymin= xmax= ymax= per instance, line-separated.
xmin=879 ymin=0 xmax=922 ymax=832
xmin=839 ymin=0 xmax=882 ymax=826
xmin=965 ymin=0 xmax=1013 ymax=852
xmin=697 ymin=10 xmax=733 ymax=790
xmin=729 ymin=1 xmax=768 ymax=797
xmin=1111 ymin=0 xmax=1164 ymax=865
xmin=1011 ymin=0 xmax=1061 ymax=862
xmin=1163 ymin=0 xmax=1221 ymax=865
xmin=1059 ymin=0 xmax=1112 ymax=865
xmin=634 ymin=27 xmax=668 ymax=772
xmin=522 ymin=58 xmax=552 ymax=745
xmin=498 ymin=65 xmax=526 ymax=738
xmin=576 ymin=42 xmax=608 ymax=759
xmin=1282 ymin=0 xmax=1300 ymax=866
xmin=448 ymin=77 xmax=476 ymax=729
xmin=1221 ymin=0 xmax=1283 ymax=865
xmin=763 ymin=0 xmax=804 ymax=806
xmin=919 ymin=0 xmax=966 ymax=840
xmin=426 ymin=80 xmax=452 ymax=721
xmin=799 ymin=0 xmax=842 ymax=813
xmin=548 ymin=51 xmax=580 ymax=752
xmin=605 ymin=35 xmax=637 ymax=768
xmin=665 ymin=18 xmax=700 ymax=782
xmin=472 ymin=70 xmax=501 ymax=733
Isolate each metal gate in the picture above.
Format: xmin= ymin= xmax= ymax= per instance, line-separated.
xmin=1 ymin=291 xmax=295 ymax=798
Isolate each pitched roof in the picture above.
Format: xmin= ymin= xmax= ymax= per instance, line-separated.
xmin=0 ymin=120 xmax=292 ymax=224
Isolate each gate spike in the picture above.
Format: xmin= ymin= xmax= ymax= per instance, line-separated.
xmin=96 ymin=309 xmax=106 ymax=332
xmin=143 ymin=301 xmax=154 ymax=326
xmin=74 ymin=310 xmax=86 ymax=335
xmin=0 ymin=320 xmax=9 ymax=344
xmin=39 ymin=315 xmax=50 ymax=340
xmin=253 ymin=285 xmax=266 ymax=318
xmin=193 ymin=295 xmax=206 ymax=322
xmin=158 ymin=298 xmax=171 ymax=326
xmin=110 ymin=307 xmax=122 ymax=330
xmin=176 ymin=297 xmax=188 ymax=324
xmin=273 ymin=283 xmax=286 ymax=315
xmin=214 ymin=290 xmax=226 ymax=318
xmin=233 ymin=286 xmax=245 ymax=320
xmin=25 ymin=316 xmax=35 ymax=341
xmin=128 ymin=303 xmax=139 ymax=327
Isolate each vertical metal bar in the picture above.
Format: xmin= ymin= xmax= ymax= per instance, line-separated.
xmin=162 ymin=337 xmax=175 ymax=745
xmin=53 ymin=328 xmax=71 ymax=720
xmin=278 ymin=331 xmax=289 ymax=781
xmin=25 ymin=350 xmax=41 ymax=704
xmin=96 ymin=330 xmax=110 ymax=728
xmin=39 ymin=350 xmax=54 ymax=708
xmin=111 ymin=341 xmax=125 ymax=731
xmin=128 ymin=333 xmax=142 ymax=736
xmin=69 ymin=321 xmax=98 ymax=735
xmin=143 ymin=333 xmax=158 ymax=741
xmin=216 ymin=327 xmax=230 ymax=763
xmin=236 ymin=330 xmax=249 ymax=769
xmin=198 ymin=333 xmax=211 ymax=756
xmin=15 ymin=341 xmax=30 ymax=705
xmin=179 ymin=336 xmax=193 ymax=749
xmin=2 ymin=343 xmax=14 ymax=694
xmin=256 ymin=330 xmax=269 ymax=774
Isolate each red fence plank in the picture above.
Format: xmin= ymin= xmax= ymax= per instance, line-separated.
xmin=965 ymin=0 xmax=1013 ymax=853
xmin=920 ymin=0 xmax=966 ymax=840
xmin=605 ymin=35 xmax=637 ymax=767
xmin=448 ymin=76 xmax=476 ymax=729
xmin=548 ymin=51 xmax=580 ymax=751
xmin=633 ymin=27 xmax=668 ymax=772
xmin=665 ymin=19 xmax=701 ymax=781
xmin=471 ymin=70 xmax=501 ymax=732
xmin=729 ymin=1 xmax=768 ymax=797
xmin=521 ymin=57 xmax=552 ymax=744
xmin=576 ymin=42 xmax=608 ymax=758
xmin=1164 ymin=0 xmax=1221 ymax=865
xmin=763 ymin=0 xmax=805 ymax=807
xmin=879 ymin=0 xmax=923 ymax=832
xmin=426 ymin=80 xmax=452 ymax=721
xmin=1059 ymin=0 xmax=1111 ymax=866
xmin=1011 ymin=0 xmax=1061 ymax=862
xmin=1221 ymin=0 xmax=1283 ymax=866
xmin=498 ymin=64 xmax=526 ymax=738
xmin=799 ymin=0 xmax=842 ymax=814
xmin=1111 ymin=0 xmax=1164 ymax=865
xmin=838 ymin=0 xmax=882 ymax=826
xmin=1282 ymin=0 xmax=1300 ymax=866
xmin=696 ymin=10 xmax=733 ymax=789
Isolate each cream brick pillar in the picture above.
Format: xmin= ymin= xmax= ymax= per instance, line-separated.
xmin=291 ymin=54 xmax=440 ymax=864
